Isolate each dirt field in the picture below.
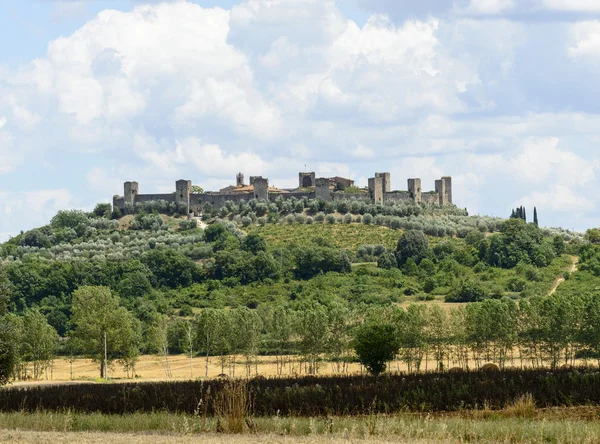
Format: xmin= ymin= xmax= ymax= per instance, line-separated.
xmin=16 ymin=354 xmax=369 ymax=384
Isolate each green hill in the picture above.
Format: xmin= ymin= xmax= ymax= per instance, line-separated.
xmin=0 ymin=198 xmax=593 ymax=377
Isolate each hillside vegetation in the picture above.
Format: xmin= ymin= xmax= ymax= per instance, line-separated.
xmin=0 ymin=198 xmax=590 ymax=380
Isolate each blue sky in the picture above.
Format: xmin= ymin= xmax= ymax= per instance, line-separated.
xmin=1 ymin=0 xmax=600 ymax=240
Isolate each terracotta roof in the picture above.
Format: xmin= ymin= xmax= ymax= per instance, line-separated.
xmin=229 ymin=185 xmax=288 ymax=193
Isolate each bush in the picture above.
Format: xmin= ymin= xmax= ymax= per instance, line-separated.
xmin=363 ymin=214 xmax=374 ymax=225
xmin=325 ymin=214 xmax=336 ymax=224
xmin=294 ymin=245 xmax=351 ymax=279
xmin=446 ymin=280 xmax=486 ymax=303
xmin=93 ymin=203 xmax=112 ymax=218
xmin=377 ymin=252 xmax=397 ymax=269
xmin=352 ymin=323 xmax=400 ymax=376
xmin=179 ymin=220 xmax=197 ymax=230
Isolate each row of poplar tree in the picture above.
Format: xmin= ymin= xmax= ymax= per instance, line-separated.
xmin=3 ymin=286 xmax=600 ymax=381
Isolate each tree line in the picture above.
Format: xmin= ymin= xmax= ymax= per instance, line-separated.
xmin=3 ymin=285 xmax=600 ymax=381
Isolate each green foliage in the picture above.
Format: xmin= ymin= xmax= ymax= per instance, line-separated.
xmin=0 ymin=316 xmax=17 ymax=385
xmin=142 ymin=250 xmax=198 ymax=288
xmin=242 ymin=233 xmax=267 ymax=255
xmin=51 ymin=210 xmax=89 ymax=231
xmin=487 ymin=219 xmax=548 ymax=268
xmin=294 ymin=244 xmax=351 ymax=279
xmin=586 ymin=228 xmax=600 ymax=244
xmin=446 ymin=280 xmax=486 ymax=302
xmin=396 ymin=230 xmax=430 ymax=266
xmin=71 ymin=287 xmax=139 ymax=378
xmin=93 ymin=203 xmax=112 ymax=218
xmin=20 ymin=229 xmax=52 ymax=248
xmin=352 ymin=322 xmax=400 ymax=375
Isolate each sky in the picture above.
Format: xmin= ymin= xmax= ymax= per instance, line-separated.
xmin=1 ymin=0 xmax=600 ymax=240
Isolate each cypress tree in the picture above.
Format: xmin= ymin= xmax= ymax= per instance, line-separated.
xmin=522 ymin=206 xmax=527 ymax=222
xmin=533 ymin=207 xmax=538 ymax=227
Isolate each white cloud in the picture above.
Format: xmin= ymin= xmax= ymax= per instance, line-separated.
xmin=0 ymin=127 xmax=19 ymax=174
xmin=21 ymin=2 xmax=279 ymax=138
xmin=317 ymin=162 xmax=352 ymax=178
xmin=457 ymin=0 xmax=515 ymax=15
xmin=509 ymin=137 xmax=595 ymax=186
xmin=352 ymin=145 xmax=375 ymax=158
xmin=517 ymin=184 xmax=595 ymax=213
xmin=542 ymin=0 xmax=600 ymax=13
xmin=0 ymin=189 xmax=74 ymax=239
xmin=178 ymin=137 xmax=271 ymax=179
xmin=569 ymin=21 xmax=600 ymax=59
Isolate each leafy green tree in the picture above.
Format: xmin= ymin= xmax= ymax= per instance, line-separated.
xmin=51 ymin=210 xmax=89 ymax=230
xmin=325 ymin=303 xmax=354 ymax=373
xmin=377 ymin=252 xmax=397 ymax=269
xmin=20 ymin=229 xmax=52 ymax=248
xmin=146 ymin=314 xmax=172 ymax=378
xmin=21 ymin=309 xmax=58 ymax=380
xmin=553 ymin=236 xmax=565 ymax=255
xmin=0 ymin=316 xmax=17 ymax=385
xmin=0 ymin=272 xmax=10 ymax=316
xmin=396 ymin=230 xmax=429 ymax=266
xmin=446 ymin=280 xmax=486 ymax=303
xmin=142 ymin=250 xmax=197 ymax=288
xmin=352 ymin=322 xmax=400 ymax=376
xmin=394 ymin=305 xmax=427 ymax=372
xmin=242 ymin=233 xmax=267 ymax=254
xmin=426 ymin=305 xmax=449 ymax=371
xmin=71 ymin=286 xmax=139 ymax=378
xmin=93 ymin=203 xmax=112 ymax=218
xmin=487 ymin=219 xmax=543 ymax=268
xmin=296 ymin=304 xmax=329 ymax=374
xmin=197 ymin=308 xmax=231 ymax=375
xmin=117 ymin=271 xmax=153 ymax=299
xmin=585 ymin=228 xmax=600 ymax=245
xmin=269 ymin=305 xmax=292 ymax=375
xmin=294 ymin=245 xmax=351 ymax=279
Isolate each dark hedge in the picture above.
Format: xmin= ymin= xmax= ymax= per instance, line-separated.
xmin=2 ymin=368 xmax=600 ymax=416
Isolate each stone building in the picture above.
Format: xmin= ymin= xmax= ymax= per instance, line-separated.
xmin=113 ymin=171 xmax=453 ymax=215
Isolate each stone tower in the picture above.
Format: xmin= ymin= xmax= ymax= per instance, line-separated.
xmin=443 ymin=176 xmax=452 ymax=204
xmin=375 ymin=172 xmax=390 ymax=193
xmin=315 ymin=178 xmax=331 ymax=200
xmin=435 ymin=179 xmax=446 ymax=205
xmin=252 ymin=177 xmax=269 ymax=200
xmin=299 ymin=172 xmax=316 ymax=188
xmin=407 ymin=178 xmax=422 ymax=204
xmin=368 ymin=176 xmax=383 ymax=203
xmin=176 ymin=179 xmax=192 ymax=213
xmin=236 ymin=172 xmax=244 ymax=187
xmin=124 ymin=181 xmax=138 ymax=207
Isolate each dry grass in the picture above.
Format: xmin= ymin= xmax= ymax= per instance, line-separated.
xmin=4 ymin=408 xmax=600 ymax=443
xmin=12 ymin=352 xmax=595 ymax=386
xmin=0 ymin=430 xmax=446 ymax=444
xmin=13 ymin=354 xmax=372 ymax=384
xmin=214 ymin=379 xmax=252 ymax=434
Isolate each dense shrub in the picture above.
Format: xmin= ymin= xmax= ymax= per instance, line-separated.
xmin=294 ymin=246 xmax=351 ymax=279
xmin=4 ymin=368 xmax=600 ymax=415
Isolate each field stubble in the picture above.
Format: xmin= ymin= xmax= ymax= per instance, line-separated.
xmin=2 ymin=403 xmax=600 ymax=444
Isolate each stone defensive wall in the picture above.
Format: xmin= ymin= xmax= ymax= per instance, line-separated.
xmin=113 ymin=172 xmax=453 ymax=216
